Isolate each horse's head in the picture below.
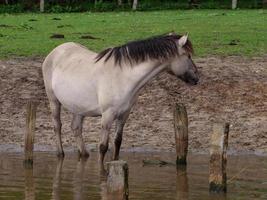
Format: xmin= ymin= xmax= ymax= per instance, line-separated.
xmin=167 ymin=34 xmax=199 ymax=85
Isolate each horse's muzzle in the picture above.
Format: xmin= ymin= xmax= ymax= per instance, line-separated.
xmin=178 ymin=72 xmax=199 ymax=86
xmin=186 ymin=77 xmax=199 ymax=85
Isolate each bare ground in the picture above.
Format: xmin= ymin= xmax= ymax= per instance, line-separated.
xmin=0 ymin=56 xmax=266 ymax=154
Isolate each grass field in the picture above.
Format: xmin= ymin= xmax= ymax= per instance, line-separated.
xmin=0 ymin=10 xmax=266 ymax=58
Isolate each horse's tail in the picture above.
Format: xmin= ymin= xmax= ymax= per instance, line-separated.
xmin=42 ymin=46 xmax=62 ymax=104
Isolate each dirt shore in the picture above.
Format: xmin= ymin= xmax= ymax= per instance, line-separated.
xmin=0 ymin=56 xmax=266 ymax=154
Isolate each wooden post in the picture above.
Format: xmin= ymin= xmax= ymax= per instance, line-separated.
xmin=40 ymin=0 xmax=44 ymax=12
xmin=95 ymin=0 xmax=103 ymax=7
xmin=209 ymin=123 xmax=230 ymax=193
xmin=173 ymin=103 xmax=188 ymax=165
xmin=132 ymin=0 xmax=138 ymax=10
xmin=106 ymin=160 xmax=129 ymax=200
xmin=24 ymin=101 xmax=37 ymax=168
xmin=232 ymin=0 xmax=237 ymax=9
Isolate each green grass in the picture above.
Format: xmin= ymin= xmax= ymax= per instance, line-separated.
xmin=0 ymin=10 xmax=266 ymax=59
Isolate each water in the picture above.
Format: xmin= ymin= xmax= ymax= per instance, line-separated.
xmin=0 ymin=152 xmax=266 ymax=200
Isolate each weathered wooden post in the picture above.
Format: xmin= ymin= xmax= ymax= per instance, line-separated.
xmin=40 ymin=0 xmax=44 ymax=12
xmin=173 ymin=103 xmax=188 ymax=165
xmin=232 ymin=0 xmax=237 ymax=9
xmin=132 ymin=0 xmax=138 ymax=10
xmin=209 ymin=123 xmax=230 ymax=193
xmin=106 ymin=160 xmax=129 ymax=200
xmin=24 ymin=101 xmax=37 ymax=168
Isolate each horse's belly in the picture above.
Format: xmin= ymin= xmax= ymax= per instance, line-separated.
xmin=52 ymin=72 xmax=101 ymax=116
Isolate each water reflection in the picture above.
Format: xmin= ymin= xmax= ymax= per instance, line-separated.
xmin=73 ymin=158 xmax=88 ymax=200
xmin=50 ymin=157 xmax=90 ymax=200
xmin=24 ymin=166 xmax=35 ymax=200
xmin=100 ymin=177 xmax=125 ymax=200
xmin=100 ymin=178 xmax=108 ymax=200
xmin=52 ymin=158 xmax=63 ymax=200
xmin=0 ymin=153 xmax=266 ymax=200
xmin=176 ymin=166 xmax=188 ymax=200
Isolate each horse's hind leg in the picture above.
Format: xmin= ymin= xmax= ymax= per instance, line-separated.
xmin=71 ymin=114 xmax=89 ymax=158
xmin=113 ymin=110 xmax=130 ymax=160
xmin=50 ymin=99 xmax=64 ymax=157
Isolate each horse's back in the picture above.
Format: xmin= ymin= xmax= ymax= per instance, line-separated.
xmin=42 ymin=42 xmax=97 ymax=83
xmin=43 ymin=42 xmax=95 ymax=69
xmin=42 ymin=42 xmax=101 ymax=116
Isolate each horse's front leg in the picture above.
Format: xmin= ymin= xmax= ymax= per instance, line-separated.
xmin=113 ymin=110 xmax=131 ymax=160
xmin=99 ymin=110 xmax=115 ymax=170
xmin=71 ymin=114 xmax=89 ymax=158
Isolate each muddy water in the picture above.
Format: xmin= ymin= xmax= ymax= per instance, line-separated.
xmin=0 ymin=152 xmax=266 ymax=200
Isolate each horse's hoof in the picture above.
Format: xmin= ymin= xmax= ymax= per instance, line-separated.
xmin=113 ymin=155 xmax=119 ymax=161
xmin=57 ymin=152 xmax=65 ymax=158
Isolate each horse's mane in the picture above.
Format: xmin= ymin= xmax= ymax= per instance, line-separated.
xmin=95 ymin=33 xmax=194 ymax=66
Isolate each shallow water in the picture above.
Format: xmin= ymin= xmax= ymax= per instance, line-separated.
xmin=0 ymin=152 xmax=266 ymax=200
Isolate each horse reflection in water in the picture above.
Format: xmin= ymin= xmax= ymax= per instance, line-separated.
xmin=42 ymin=32 xmax=199 ymax=170
xmin=51 ymin=158 xmax=88 ymax=200
xmin=51 ymin=158 xmax=64 ymax=200
xmin=73 ymin=158 xmax=88 ymax=200
xmin=49 ymin=157 xmax=123 ymax=200
xmin=0 ymin=153 xmax=259 ymax=200
xmin=49 ymin=158 xmax=190 ymax=200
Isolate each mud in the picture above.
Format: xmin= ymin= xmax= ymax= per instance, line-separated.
xmin=0 ymin=56 xmax=266 ymax=154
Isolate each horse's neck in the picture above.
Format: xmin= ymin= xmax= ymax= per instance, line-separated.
xmin=126 ymin=61 xmax=167 ymax=97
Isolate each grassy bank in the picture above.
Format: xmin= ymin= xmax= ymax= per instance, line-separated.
xmin=0 ymin=0 xmax=264 ymax=13
xmin=0 ymin=10 xmax=266 ymax=58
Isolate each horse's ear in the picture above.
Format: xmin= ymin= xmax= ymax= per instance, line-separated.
xmin=178 ymin=34 xmax=188 ymax=47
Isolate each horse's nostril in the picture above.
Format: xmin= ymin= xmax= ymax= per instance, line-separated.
xmin=191 ymin=77 xmax=199 ymax=85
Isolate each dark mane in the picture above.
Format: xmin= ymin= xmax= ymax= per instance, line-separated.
xmin=95 ymin=33 xmax=193 ymax=66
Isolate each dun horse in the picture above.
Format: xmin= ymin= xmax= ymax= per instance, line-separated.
xmin=42 ymin=33 xmax=199 ymax=168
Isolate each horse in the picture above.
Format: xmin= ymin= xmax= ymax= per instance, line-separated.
xmin=42 ymin=32 xmax=199 ymax=169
